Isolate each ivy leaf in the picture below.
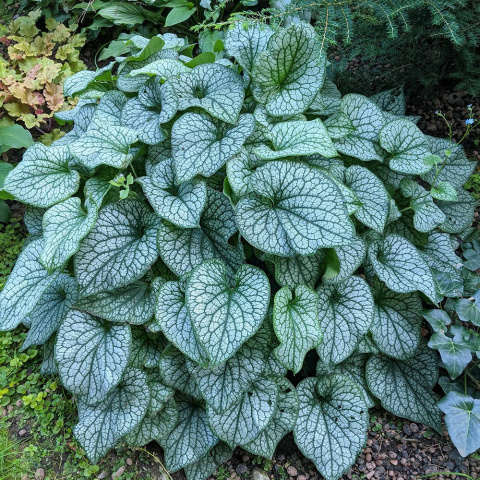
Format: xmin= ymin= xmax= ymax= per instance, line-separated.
xmin=75 ymin=200 xmax=159 ymax=295
xmin=137 ymin=158 xmax=207 ymax=228
xmin=273 ymin=285 xmax=322 ymax=374
xmin=122 ymin=80 xmax=177 ymax=145
xmin=3 ymin=144 xmax=79 ymax=208
xmin=251 ymin=23 xmax=325 ymax=116
xmin=438 ymin=392 xmax=480 ymax=457
xmin=187 ymin=334 xmax=267 ymax=414
xmin=40 ymin=197 xmax=98 ymax=272
xmin=21 ymin=274 xmax=79 ymax=351
xmin=437 ymin=189 xmax=477 ymax=234
xmin=454 ymin=299 xmax=480 ymax=326
xmin=265 ymin=252 xmax=324 ymax=289
xmin=379 ymin=119 xmax=432 ymax=175
xmin=368 ymin=235 xmax=437 ymax=302
xmin=294 ymin=375 xmax=369 ymax=480
xmin=157 ymin=188 xmax=243 ymax=277
xmin=322 ymin=237 xmax=366 ymax=284
xmin=159 ymin=345 xmax=203 ymax=399
xmin=170 ymin=64 xmax=245 ymax=124
xmin=422 ymin=138 xmax=475 ymax=190
xmin=344 ymin=165 xmax=389 ymax=233
xmin=75 ymin=281 xmax=155 ymax=325
xmin=316 ymin=276 xmax=374 ymax=365
xmin=124 ymin=397 xmax=179 ymax=447
xmin=422 ymin=309 xmax=451 ymax=332
xmin=172 ymin=112 xmax=254 ymax=183
xmin=56 ymin=309 xmax=131 ymax=404
xmin=208 ymin=377 xmax=279 ymax=447
xmin=155 ymin=280 xmax=207 ymax=364
xmin=236 ymin=160 xmax=354 ymax=257
xmin=430 ymin=181 xmax=458 ymax=201
xmin=366 ymin=343 xmax=442 ymax=431
xmin=70 ymin=124 xmax=138 ymax=170
xmin=241 ymin=376 xmax=298 ymax=459
xmin=164 ymin=395 xmax=219 ymax=472
xmin=0 ymin=239 xmax=59 ymax=331
xmin=186 ymin=259 xmax=270 ymax=366
xmin=428 ymin=332 xmax=472 ymax=379
xmin=334 ymin=94 xmax=385 ymax=161
xmin=74 ymin=367 xmax=149 ymax=463
xmin=370 ymin=278 xmax=422 ymax=359
xmin=253 ymin=120 xmax=337 ymax=160
xmin=184 ymin=443 xmax=233 ymax=480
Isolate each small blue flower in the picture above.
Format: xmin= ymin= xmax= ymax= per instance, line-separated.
xmin=435 ymin=110 xmax=440 ymax=114
xmin=468 ymin=104 xmax=473 ymax=108
xmin=465 ymin=118 xmax=474 ymax=125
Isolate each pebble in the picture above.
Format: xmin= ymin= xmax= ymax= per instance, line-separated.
xmin=22 ymin=475 xmax=29 ymax=480
xmin=251 ymin=468 xmax=269 ymax=480
xmin=297 ymin=475 xmax=306 ymax=480
xmin=112 ymin=466 xmax=125 ymax=478
xmin=287 ymin=466 xmax=298 ymax=476
xmin=126 ymin=458 xmax=132 ymax=466
xmin=242 ymin=455 xmax=250 ymax=462
xmin=277 ymin=454 xmax=286 ymax=462
xmin=16 ymin=399 xmax=23 ymax=407
xmin=35 ymin=469 xmax=45 ymax=480
xmin=236 ymin=464 xmax=248 ymax=474
xmin=18 ymin=429 xmax=27 ymax=436
xmin=97 ymin=473 xmax=108 ymax=480
xmin=409 ymin=423 xmax=419 ymax=433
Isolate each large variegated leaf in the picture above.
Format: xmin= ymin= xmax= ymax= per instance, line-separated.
xmin=40 ymin=197 xmax=98 ymax=272
xmin=254 ymin=120 xmax=337 ymax=160
xmin=366 ymin=343 xmax=441 ymax=431
xmin=75 ymin=200 xmax=159 ymax=295
xmin=137 ymin=158 xmax=207 ymax=228
xmin=75 ymin=281 xmax=155 ymax=325
xmin=379 ymin=119 xmax=432 ymax=174
xmin=241 ymin=376 xmax=298 ymax=459
xmin=322 ymin=237 xmax=366 ymax=284
xmin=369 ymin=278 xmax=422 ymax=359
xmin=225 ymin=22 xmax=273 ymax=76
xmin=157 ymin=189 xmax=243 ymax=277
xmin=208 ymin=377 xmax=278 ymax=447
xmin=184 ymin=443 xmax=233 ymax=480
xmin=4 ymin=144 xmax=79 ymax=208
xmin=438 ymin=392 xmax=480 ymax=457
xmin=294 ymin=375 xmax=369 ymax=480
xmin=21 ymin=275 xmax=79 ymax=350
xmin=273 ymin=286 xmax=321 ymax=374
xmin=251 ymin=23 xmax=325 ymax=116
xmin=186 ymin=259 xmax=269 ymax=366
xmin=40 ymin=335 xmax=57 ymax=375
xmin=236 ymin=160 xmax=355 ymax=256
xmin=159 ymin=345 xmax=203 ymax=399
xmin=344 ymin=166 xmax=389 ymax=233
xmin=370 ymin=88 xmax=406 ymax=116
xmin=155 ymin=280 xmax=206 ymax=364
xmin=171 ymin=112 xmax=254 ymax=183
xmin=368 ymin=234 xmax=436 ymax=302
xmin=56 ymin=310 xmax=131 ymax=404
xmin=187 ymin=333 xmax=267 ymax=413
xmin=334 ymin=94 xmax=385 ymax=161
xmin=437 ymin=188 xmax=477 ymax=234
xmin=74 ymin=367 xmax=149 ymax=463
xmin=124 ymin=397 xmax=178 ymax=447
xmin=0 ymin=239 xmax=59 ymax=331
xmin=129 ymin=58 xmax=189 ymax=79
xmin=70 ymin=124 xmax=138 ymax=169
xmin=164 ymin=395 xmax=218 ymax=472
xmin=170 ymin=64 xmax=244 ymax=124
xmin=63 ymin=62 xmax=114 ymax=97
xmin=422 ymin=138 xmax=475 ymax=189
xmin=316 ymin=276 xmax=374 ymax=365
xmin=308 ymin=79 xmax=341 ymax=116
xmin=129 ymin=326 xmax=167 ymax=369
xmin=91 ymin=91 xmax=127 ymax=127
xmin=122 ymin=80 xmax=177 ymax=145
xmin=226 ymin=148 xmax=265 ymax=197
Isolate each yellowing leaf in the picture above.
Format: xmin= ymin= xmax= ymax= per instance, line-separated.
xmin=44 ymin=82 xmax=64 ymax=112
xmin=55 ymin=44 xmax=75 ymax=61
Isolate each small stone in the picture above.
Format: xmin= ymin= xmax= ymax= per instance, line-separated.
xmin=277 ymin=454 xmax=286 ymax=462
xmin=97 ymin=473 xmax=108 ymax=480
xmin=242 ymin=455 xmax=250 ymax=463
xmin=16 ymin=400 xmax=23 ymax=407
xmin=402 ymin=424 xmax=412 ymax=435
xmin=112 ymin=466 xmax=125 ymax=478
xmin=252 ymin=468 xmax=269 ymax=480
xmin=365 ymin=454 xmax=372 ymax=462
xmin=236 ymin=464 xmax=248 ymax=474
xmin=126 ymin=458 xmax=133 ymax=466
xmin=409 ymin=423 xmax=419 ymax=433
xmin=22 ymin=475 xmax=29 ymax=480
xmin=19 ymin=429 xmax=27 ymax=436
xmin=297 ymin=475 xmax=306 ymax=480
xmin=366 ymin=462 xmax=375 ymax=471
xmin=35 ymin=469 xmax=45 ymax=480
xmin=366 ymin=472 xmax=375 ymax=480
xmin=287 ymin=466 xmax=298 ymax=477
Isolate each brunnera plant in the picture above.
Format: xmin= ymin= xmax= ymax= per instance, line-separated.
xmin=0 ymin=22 xmax=478 ymax=480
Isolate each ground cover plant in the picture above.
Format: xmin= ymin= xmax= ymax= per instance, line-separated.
xmin=0 ymin=20 xmax=479 ymax=480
